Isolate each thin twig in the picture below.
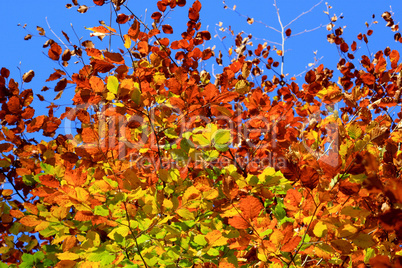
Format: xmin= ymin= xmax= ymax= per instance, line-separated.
xmin=45 ymin=17 xmax=68 ymax=50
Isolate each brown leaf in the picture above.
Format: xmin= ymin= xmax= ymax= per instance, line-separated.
xmin=116 ymin=13 xmax=129 ymax=24
xmin=77 ymin=5 xmax=89 ymax=13
xmin=104 ymin=51 xmax=124 ymax=64
xmin=300 ymin=166 xmax=319 ymax=189
xmin=36 ymin=26 xmax=45 ymax=36
xmin=22 ymin=70 xmax=35 ymax=83
xmin=61 ymin=152 xmax=79 ymax=164
xmin=55 ymin=78 xmax=68 ymax=92
xmin=304 ymin=70 xmax=316 ymax=84
xmin=91 ymin=59 xmax=115 ymax=74
xmin=62 ymin=49 xmax=72 ymax=61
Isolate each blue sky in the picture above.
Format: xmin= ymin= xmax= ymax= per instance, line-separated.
xmin=0 ymin=0 xmax=401 ymax=128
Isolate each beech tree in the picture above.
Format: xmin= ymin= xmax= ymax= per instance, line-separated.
xmin=0 ymin=0 xmax=402 ymax=267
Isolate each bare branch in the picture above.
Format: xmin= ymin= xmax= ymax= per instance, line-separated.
xmin=284 ymin=0 xmax=324 ymax=28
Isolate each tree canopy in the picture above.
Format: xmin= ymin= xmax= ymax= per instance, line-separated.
xmin=0 ymin=0 xmax=402 ymax=267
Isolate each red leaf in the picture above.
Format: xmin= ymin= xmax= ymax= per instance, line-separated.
xmin=1 ymin=67 xmax=10 ymax=78
xmin=93 ymin=0 xmax=105 ymax=5
xmin=75 ymin=211 xmax=93 ymax=221
xmin=46 ymin=71 xmax=62 ymax=82
xmin=285 ymin=28 xmax=291 ymax=37
xmin=48 ymin=43 xmax=62 ymax=61
xmin=162 ymin=24 xmax=173 ymax=34
xmin=151 ymin=12 xmax=162 ymax=21
xmin=351 ymin=41 xmax=357 ymax=51
xmin=340 ymin=42 xmax=349 ymax=52
xmin=27 ymin=115 xmax=46 ymax=133
xmin=360 ymin=73 xmax=375 ymax=85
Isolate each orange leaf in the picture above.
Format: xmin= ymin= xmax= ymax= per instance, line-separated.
xmin=10 ymin=210 xmax=25 ymax=219
xmin=128 ymin=20 xmax=140 ymax=41
xmin=24 ymin=203 xmax=38 ymax=215
xmin=81 ymin=127 xmax=98 ymax=143
xmin=49 ymin=43 xmax=62 ymax=61
xmin=74 ymin=211 xmax=93 ymax=221
xmin=7 ymin=96 xmax=20 ymax=114
xmin=228 ymin=216 xmax=250 ymax=229
xmin=89 ymin=76 xmax=105 ymax=93
xmin=20 ymin=215 xmax=43 ymax=227
xmin=40 ymin=174 xmax=59 ymax=188
xmin=62 ymin=236 xmax=77 ymax=252
xmin=239 ymin=196 xmax=263 ymax=220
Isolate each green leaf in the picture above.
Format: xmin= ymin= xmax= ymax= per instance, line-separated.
xmin=94 ymin=205 xmax=109 ymax=216
xmin=131 ymin=87 xmax=141 ymax=105
xmin=194 ymin=234 xmax=207 ymax=246
xmin=107 ymin=76 xmax=119 ymax=94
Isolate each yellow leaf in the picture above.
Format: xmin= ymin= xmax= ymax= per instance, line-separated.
xmin=35 ymin=221 xmax=50 ymax=232
xmin=76 ymin=187 xmax=89 ymax=202
xmin=313 ymin=221 xmax=328 ymax=238
xmin=182 ymin=186 xmax=201 ymax=205
xmin=56 ymin=252 xmax=80 ymax=260
xmin=154 ymin=72 xmax=166 ymax=85
xmin=123 ymin=34 xmax=131 ymax=49
xmin=163 ymin=199 xmax=173 ymax=210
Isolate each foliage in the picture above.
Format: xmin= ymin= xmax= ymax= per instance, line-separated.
xmin=1 ymin=0 xmax=402 ymax=267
